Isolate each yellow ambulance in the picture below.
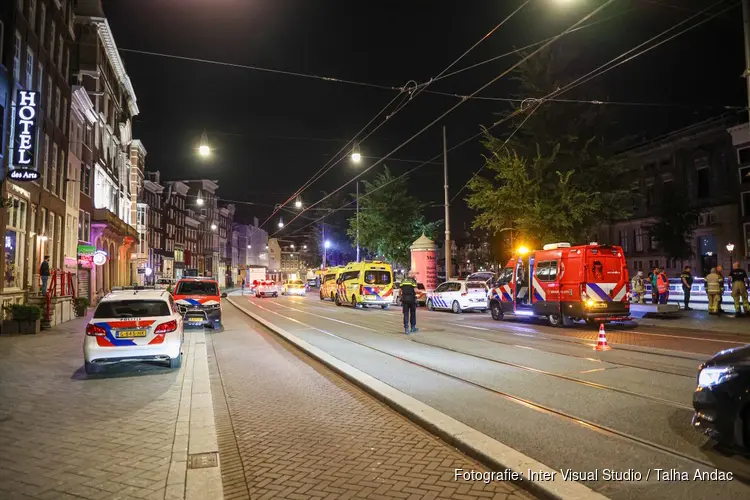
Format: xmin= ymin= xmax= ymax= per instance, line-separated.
xmin=335 ymin=261 xmax=394 ymax=309
xmin=319 ymin=266 xmax=344 ymax=301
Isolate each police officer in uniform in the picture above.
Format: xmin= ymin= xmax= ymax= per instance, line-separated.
xmin=400 ymin=272 xmax=419 ymax=335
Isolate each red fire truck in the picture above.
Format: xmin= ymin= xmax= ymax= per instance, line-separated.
xmin=488 ymin=242 xmax=631 ymax=327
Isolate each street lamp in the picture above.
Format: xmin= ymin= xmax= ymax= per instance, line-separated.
xmin=295 ymin=197 xmax=302 ymax=209
xmin=278 ymin=218 xmax=284 ymax=228
xmin=290 ymin=244 xmax=295 ymax=249
xmin=210 ymin=223 xmax=217 ymax=231
xmin=247 ymin=245 xmax=251 ymax=249
xmin=351 ymin=142 xmax=361 ymax=163
xmin=726 ymin=242 xmax=735 ymax=268
xmin=196 ymin=196 xmax=204 ymax=206
xmin=198 ymin=130 xmax=211 ymax=157
xmin=303 ymin=245 xmax=307 ymax=250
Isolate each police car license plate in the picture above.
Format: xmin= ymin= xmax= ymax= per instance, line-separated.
xmin=116 ymin=329 xmax=147 ymax=338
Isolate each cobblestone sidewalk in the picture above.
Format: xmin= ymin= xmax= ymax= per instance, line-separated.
xmin=0 ymin=314 xmax=220 ymax=500
xmin=210 ymin=306 xmax=534 ymax=500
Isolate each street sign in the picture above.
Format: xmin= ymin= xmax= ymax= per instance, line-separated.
xmin=137 ymin=268 xmax=146 ymax=275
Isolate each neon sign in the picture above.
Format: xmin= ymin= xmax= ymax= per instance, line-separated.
xmin=11 ymin=90 xmax=40 ymax=182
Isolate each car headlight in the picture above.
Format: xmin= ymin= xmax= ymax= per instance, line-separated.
xmin=698 ymin=366 xmax=737 ymax=388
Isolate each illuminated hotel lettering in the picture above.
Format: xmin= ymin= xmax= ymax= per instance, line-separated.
xmin=10 ymin=90 xmax=41 ymax=182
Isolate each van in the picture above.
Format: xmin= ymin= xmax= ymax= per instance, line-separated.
xmin=319 ymin=267 xmax=344 ymax=301
xmin=335 ymin=261 xmax=393 ymax=309
xmin=488 ymin=242 xmax=630 ymax=327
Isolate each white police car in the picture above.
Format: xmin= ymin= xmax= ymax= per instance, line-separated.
xmin=83 ymin=288 xmax=184 ymax=375
xmin=427 ymin=280 xmax=489 ymax=314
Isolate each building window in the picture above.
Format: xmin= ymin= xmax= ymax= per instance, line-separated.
xmin=37 ymin=62 xmax=43 ymax=94
xmin=61 ymin=97 xmax=67 ymax=131
xmin=645 ymin=186 xmax=654 ymax=209
xmin=81 ymin=165 xmax=91 ymax=196
xmin=39 ymin=3 xmax=45 ymax=43
xmin=54 ymin=88 xmax=60 ymax=126
xmin=743 ymin=192 xmax=750 ymax=217
xmin=619 ymin=230 xmax=629 ymax=253
xmin=13 ymin=32 xmax=22 ymax=82
xmin=58 ymin=149 xmax=65 ymax=199
xmin=41 ymin=134 xmax=49 ymax=189
xmin=46 ymin=75 xmax=52 ymax=112
xmin=635 ymin=229 xmax=645 ymax=252
xmin=697 ymin=166 xmax=710 ymax=199
xmin=50 ymin=143 xmax=57 ymax=194
xmin=57 ymin=34 xmax=63 ymax=69
xmin=78 ymin=210 xmax=90 ymax=242
xmin=740 ymin=166 xmax=750 ymax=184
xmin=29 ymin=0 xmax=36 ymax=28
xmin=49 ymin=21 xmax=55 ymax=57
xmin=739 ymin=147 xmax=750 ymax=165
xmin=5 ymin=197 xmax=28 ymax=289
xmin=25 ymin=47 xmax=34 ymax=89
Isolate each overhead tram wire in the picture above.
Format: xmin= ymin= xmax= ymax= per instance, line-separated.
xmin=284 ymin=0 xmax=738 ymax=236
xmin=450 ymin=0 xmax=736 ymax=204
xmin=272 ymin=0 xmax=620 ymax=237
xmin=261 ymin=0 xmax=531 ymax=229
xmin=431 ymin=7 xmax=636 ymax=85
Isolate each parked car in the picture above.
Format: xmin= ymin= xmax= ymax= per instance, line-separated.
xmin=256 ymin=280 xmax=279 ymax=298
xmin=692 ymin=345 xmax=750 ymax=450
xmin=83 ymin=288 xmax=184 ymax=374
xmin=427 ymin=280 xmax=488 ymax=313
xmin=173 ymin=277 xmax=227 ymax=329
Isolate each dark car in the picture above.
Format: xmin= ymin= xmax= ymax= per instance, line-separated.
xmin=692 ymin=344 xmax=750 ymax=450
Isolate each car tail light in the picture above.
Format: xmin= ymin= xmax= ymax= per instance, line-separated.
xmin=86 ymin=324 xmax=107 ymax=336
xmin=154 ymin=320 xmax=178 ymax=334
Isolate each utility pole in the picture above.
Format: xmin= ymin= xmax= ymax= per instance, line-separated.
xmin=322 ymin=225 xmax=327 ymax=269
xmin=356 ymin=181 xmax=360 ymax=262
xmin=443 ymin=126 xmax=452 ymax=280
xmin=743 ymin=0 xmax=750 ymax=124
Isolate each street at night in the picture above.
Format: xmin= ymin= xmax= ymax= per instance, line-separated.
xmin=4 ymin=0 xmax=750 ymax=499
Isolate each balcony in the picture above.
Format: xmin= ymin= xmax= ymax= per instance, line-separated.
xmin=92 ymin=209 xmax=139 ymax=240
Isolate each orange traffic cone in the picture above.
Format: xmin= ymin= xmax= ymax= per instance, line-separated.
xmin=595 ymin=323 xmax=612 ymax=351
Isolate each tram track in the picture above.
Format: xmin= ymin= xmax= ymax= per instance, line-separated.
xmin=277 ymin=296 xmax=700 ymax=378
xmin=234 ymin=297 xmax=727 ymax=474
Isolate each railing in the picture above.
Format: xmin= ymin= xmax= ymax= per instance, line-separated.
xmin=43 ymin=271 xmax=76 ymax=322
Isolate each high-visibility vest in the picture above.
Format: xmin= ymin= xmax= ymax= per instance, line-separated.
xmin=657 ymin=274 xmax=668 ymax=294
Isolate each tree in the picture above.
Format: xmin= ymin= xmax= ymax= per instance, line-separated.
xmin=467 ymin=45 xmax=631 ymax=244
xmin=645 ymin=186 xmax=699 ymax=264
xmin=467 ymin=137 xmax=612 ymax=245
xmin=347 ymin=167 xmax=440 ymax=267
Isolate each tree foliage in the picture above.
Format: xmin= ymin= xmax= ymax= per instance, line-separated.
xmin=347 ymin=167 xmax=440 ymax=267
xmin=645 ymin=186 xmax=699 ymax=263
xmin=467 ymin=45 xmax=631 ymax=245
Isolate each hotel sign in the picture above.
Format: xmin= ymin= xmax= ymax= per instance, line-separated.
xmin=11 ymin=90 xmax=41 ymax=182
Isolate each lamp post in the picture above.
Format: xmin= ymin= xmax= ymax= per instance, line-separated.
xmin=198 ymin=130 xmax=211 ymax=157
xmin=727 ymin=242 xmax=735 ymax=268
xmin=323 ymin=240 xmax=331 ymax=269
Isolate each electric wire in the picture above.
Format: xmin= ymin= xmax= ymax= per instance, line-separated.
xmin=448 ymin=0 xmax=736 ymax=203
xmin=282 ymin=0 xmax=737 ymax=237
xmin=260 ymin=0 xmax=531 ymax=228
xmin=271 ymin=0 xmax=620 ymax=238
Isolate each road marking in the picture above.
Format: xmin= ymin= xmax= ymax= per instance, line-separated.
xmin=615 ymin=330 xmax=746 ymax=345
xmin=461 ymin=325 xmax=490 ymax=331
xmin=579 ymin=368 xmax=607 ymax=374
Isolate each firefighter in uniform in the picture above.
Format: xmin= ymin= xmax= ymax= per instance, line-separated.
xmin=730 ymin=262 xmax=749 ymax=316
xmin=631 ymin=271 xmax=646 ymax=304
xmin=705 ymin=267 xmax=722 ymax=315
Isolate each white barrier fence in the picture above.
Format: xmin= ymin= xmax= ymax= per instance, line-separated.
xmin=636 ymin=278 xmax=740 ymax=313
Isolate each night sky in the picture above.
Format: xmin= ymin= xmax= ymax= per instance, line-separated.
xmin=100 ymin=0 xmax=745 ymax=242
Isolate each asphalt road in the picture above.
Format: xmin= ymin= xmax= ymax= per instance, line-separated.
xmin=228 ymin=290 xmax=750 ymax=500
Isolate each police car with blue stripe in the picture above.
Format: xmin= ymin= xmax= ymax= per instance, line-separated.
xmin=427 ymin=280 xmax=489 ymax=314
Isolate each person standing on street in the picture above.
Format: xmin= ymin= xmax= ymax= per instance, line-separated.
xmin=716 ymin=264 xmax=725 ymax=313
xmin=40 ymin=255 xmax=50 ymax=295
xmin=730 ymin=262 xmax=749 ymax=317
xmin=632 ymin=271 xmax=646 ymax=304
xmin=680 ymin=265 xmax=694 ymax=310
xmin=400 ymin=272 xmax=419 ymax=335
xmin=657 ymin=268 xmax=669 ymax=304
xmin=705 ymin=267 xmax=722 ymax=315
xmin=650 ymin=268 xmax=659 ymax=304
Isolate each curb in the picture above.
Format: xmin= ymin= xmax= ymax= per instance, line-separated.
xmin=167 ymin=328 xmax=224 ymax=500
xmin=228 ymin=297 xmax=607 ymax=500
